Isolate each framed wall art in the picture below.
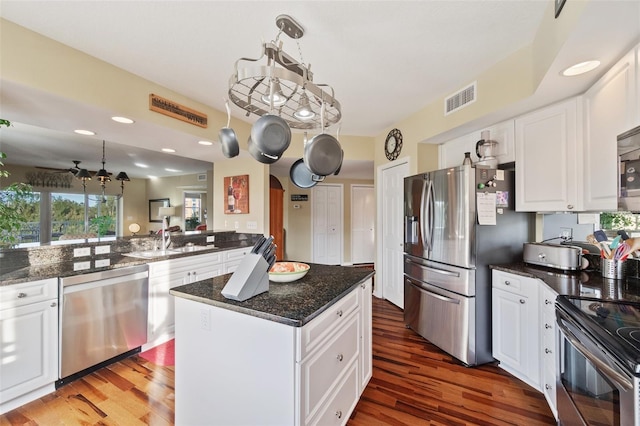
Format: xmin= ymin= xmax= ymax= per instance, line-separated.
xmin=149 ymin=198 xmax=170 ymax=222
xmin=224 ymin=175 xmax=249 ymax=214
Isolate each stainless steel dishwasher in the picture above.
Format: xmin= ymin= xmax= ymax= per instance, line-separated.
xmin=59 ymin=264 xmax=149 ymax=381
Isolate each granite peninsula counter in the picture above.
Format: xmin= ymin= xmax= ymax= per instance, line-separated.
xmin=170 ymin=263 xmax=374 ymax=426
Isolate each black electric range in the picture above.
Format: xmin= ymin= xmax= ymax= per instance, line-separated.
xmin=556 ymin=294 xmax=640 ymax=375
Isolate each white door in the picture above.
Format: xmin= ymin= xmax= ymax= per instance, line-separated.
xmin=351 ymin=185 xmax=375 ymax=264
xmin=312 ymin=184 xmax=343 ymax=265
xmin=377 ymin=160 xmax=409 ymax=308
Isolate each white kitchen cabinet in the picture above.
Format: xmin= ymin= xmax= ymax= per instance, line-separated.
xmin=540 ymin=285 xmax=558 ymax=420
xmin=0 ymin=278 xmax=58 ymax=414
xmin=491 ymin=271 xmax=540 ymax=389
xmin=515 ymin=97 xmax=580 ymax=212
xmin=582 ymin=47 xmax=638 ymax=211
xmin=439 ymin=119 xmax=515 ymax=168
xmin=222 ymin=246 xmax=250 ymax=273
xmin=145 ymin=251 xmax=223 ymax=349
xmin=174 ymin=277 xmax=373 ymax=426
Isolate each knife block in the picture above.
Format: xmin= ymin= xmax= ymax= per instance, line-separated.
xmin=221 ymin=253 xmax=269 ymax=301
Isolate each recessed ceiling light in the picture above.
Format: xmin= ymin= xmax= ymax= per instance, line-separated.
xmin=162 ymin=148 xmax=176 ymax=153
xmin=562 ymin=60 xmax=601 ymax=77
xmin=148 ymin=175 xmax=157 ymax=179
xmin=134 ymin=163 xmax=149 ymax=168
xmin=111 ymin=116 xmax=135 ymax=124
xmin=74 ymin=129 xmax=96 ymax=136
xmin=198 ymin=140 xmax=213 ymax=146
xmin=165 ymin=168 xmax=181 ymax=173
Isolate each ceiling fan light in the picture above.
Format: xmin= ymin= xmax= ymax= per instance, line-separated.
xmin=294 ymin=92 xmax=316 ymax=120
xmin=116 ymin=171 xmax=130 ymax=181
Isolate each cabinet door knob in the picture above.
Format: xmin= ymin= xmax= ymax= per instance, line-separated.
xmin=336 ymin=353 xmax=344 ymax=362
xmin=504 ymin=281 xmax=511 ymax=285
xmin=336 ymin=310 xmax=343 ymax=317
xmin=335 ymin=410 xmax=343 ymax=419
xmin=519 ymin=299 xmax=525 ymax=304
xmin=545 ymin=323 xmax=552 ymax=329
xmin=50 ymin=302 xmax=57 ymax=307
xmin=187 ymin=272 xmax=191 ymax=276
xmin=567 ymin=204 xmax=574 ymax=210
xmin=545 ymin=348 xmax=552 ymax=354
xmin=545 ymin=299 xmax=552 ymax=305
xmin=545 ymin=384 xmax=552 ymax=390
xmin=17 ymin=292 xmax=27 ymax=298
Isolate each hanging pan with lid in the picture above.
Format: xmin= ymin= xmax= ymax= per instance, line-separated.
xmin=248 ymin=136 xmax=279 ymax=164
xmin=218 ymin=100 xmax=239 ymax=158
xmin=303 ymin=104 xmax=342 ymax=176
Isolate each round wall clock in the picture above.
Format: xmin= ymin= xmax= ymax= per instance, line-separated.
xmin=385 ymin=128 xmax=403 ymax=161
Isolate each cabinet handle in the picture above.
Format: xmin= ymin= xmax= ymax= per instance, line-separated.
xmin=545 ymin=384 xmax=552 ymax=390
xmin=17 ymin=292 xmax=27 ymax=298
xmin=545 ymin=348 xmax=552 ymax=354
xmin=336 ymin=353 xmax=344 ymax=362
xmin=187 ymin=272 xmax=191 ymax=276
xmin=335 ymin=410 xmax=343 ymax=419
xmin=545 ymin=299 xmax=552 ymax=305
xmin=504 ymin=281 xmax=510 ymax=285
xmin=545 ymin=323 xmax=552 ymax=329
xmin=50 ymin=302 xmax=57 ymax=307
xmin=336 ymin=310 xmax=343 ymax=317
xmin=193 ymin=271 xmax=197 ymax=275
xmin=519 ymin=299 xmax=525 ymax=304
xmin=567 ymin=204 xmax=574 ymax=210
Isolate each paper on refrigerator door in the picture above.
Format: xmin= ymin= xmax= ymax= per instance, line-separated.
xmin=477 ymin=192 xmax=497 ymax=225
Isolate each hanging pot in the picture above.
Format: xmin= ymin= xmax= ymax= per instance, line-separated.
xmin=303 ymin=133 xmax=342 ymax=176
xmin=250 ymin=114 xmax=291 ymax=158
xmin=333 ymin=149 xmax=344 ymax=176
xmin=218 ymin=100 xmax=239 ymax=158
xmin=248 ymin=136 xmax=279 ymax=164
xmin=289 ymin=158 xmax=325 ymax=188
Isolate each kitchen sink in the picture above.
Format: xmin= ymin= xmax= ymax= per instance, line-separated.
xmin=123 ymin=245 xmax=212 ymax=259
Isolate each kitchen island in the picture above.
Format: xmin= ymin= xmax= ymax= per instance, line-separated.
xmin=170 ymin=263 xmax=374 ymax=426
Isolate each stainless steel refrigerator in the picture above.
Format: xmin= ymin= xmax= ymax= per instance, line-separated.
xmin=403 ymin=165 xmax=533 ymax=366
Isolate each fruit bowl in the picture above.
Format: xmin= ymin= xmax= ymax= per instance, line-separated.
xmin=268 ymin=262 xmax=310 ymax=283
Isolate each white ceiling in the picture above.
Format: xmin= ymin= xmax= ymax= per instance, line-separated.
xmin=0 ymin=1 xmax=639 ymax=180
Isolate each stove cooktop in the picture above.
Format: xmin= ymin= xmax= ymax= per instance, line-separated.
xmin=557 ymin=295 xmax=640 ymax=374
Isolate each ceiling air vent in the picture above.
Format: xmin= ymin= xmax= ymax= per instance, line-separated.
xmin=444 ymin=81 xmax=477 ymax=115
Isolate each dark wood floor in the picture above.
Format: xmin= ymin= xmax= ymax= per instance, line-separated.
xmin=1 ymin=297 xmax=555 ymax=425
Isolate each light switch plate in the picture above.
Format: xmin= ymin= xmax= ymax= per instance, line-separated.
xmin=73 ymin=247 xmax=91 ymax=257
xmin=95 ymin=245 xmax=111 ymax=254
xmin=73 ymin=261 xmax=91 ymax=271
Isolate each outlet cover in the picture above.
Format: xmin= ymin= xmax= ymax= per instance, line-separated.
xmin=560 ymin=227 xmax=573 ymax=240
xmin=206 ymin=235 xmax=215 ymax=243
xmin=73 ymin=247 xmax=91 ymax=257
xmin=95 ymin=245 xmax=111 ymax=254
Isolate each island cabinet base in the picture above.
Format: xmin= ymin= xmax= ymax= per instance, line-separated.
xmin=174 ymin=278 xmax=372 ymax=426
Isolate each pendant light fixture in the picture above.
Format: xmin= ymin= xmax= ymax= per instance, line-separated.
xmin=76 ymin=140 xmax=129 ymax=198
xmin=228 ymin=14 xmax=341 ymax=130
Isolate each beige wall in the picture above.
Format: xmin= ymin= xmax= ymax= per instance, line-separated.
xmin=274 ymin=173 xmax=374 ymax=264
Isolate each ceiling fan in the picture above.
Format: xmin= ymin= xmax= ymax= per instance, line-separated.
xmin=35 ymin=160 xmax=105 ymax=176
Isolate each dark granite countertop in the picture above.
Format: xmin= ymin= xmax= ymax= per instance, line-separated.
xmin=0 ymin=242 xmax=253 ymax=286
xmin=492 ymin=262 xmax=640 ymax=302
xmin=170 ymin=263 xmax=375 ymax=327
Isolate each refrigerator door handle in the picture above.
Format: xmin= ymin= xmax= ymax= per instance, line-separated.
xmin=420 ymin=178 xmax=428 ymax=249
xmin=426 ymin=179 xmax=435 ymax=251
xmin=405 ymin=258 xmax=460 ymax=277
xmin=406 ymin=278 xmax=460 ymax=304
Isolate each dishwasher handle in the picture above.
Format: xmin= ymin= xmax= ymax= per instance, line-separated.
xmin=62 ymin=270 xmax=148 ymax=295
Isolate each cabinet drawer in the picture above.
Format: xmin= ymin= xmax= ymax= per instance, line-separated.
xmin=223 ymin=248 xmax=250 ymax=262
xmin=297 ymin=288 xmax=359 ymax=361
xmin=307 ymin=362 xmax=359 ymax=426
xmin=300 ymin=313 xmax=359 ymax=423
xmin=0 ymin=278 xmax=58 ymax=310
xmin=492 ymin=271 xmax=537 ymax=297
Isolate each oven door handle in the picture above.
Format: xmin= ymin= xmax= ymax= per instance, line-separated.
xmin=557 ymin=318 xmax=633 ymax=391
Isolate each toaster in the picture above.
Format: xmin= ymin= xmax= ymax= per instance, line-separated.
xmin=523 ymin=242 xmax=583 ymax=271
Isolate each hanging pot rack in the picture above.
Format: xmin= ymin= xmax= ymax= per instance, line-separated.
xmin=227 ymin=15 xmax=342 ymax=131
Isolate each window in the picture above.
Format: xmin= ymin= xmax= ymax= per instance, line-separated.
xmin=184 ymin=192 xmax=203 ymax=230
xmin=600 ymin=212 xmax=640 ymax=234
xmin=1 ymin=189 xmax=40 ymax=244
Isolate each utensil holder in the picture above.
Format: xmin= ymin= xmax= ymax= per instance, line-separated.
xmin=601 ymin=258 xmax=626 ymax=280
xmin=221 ymin=253 xmax=269 ymax=301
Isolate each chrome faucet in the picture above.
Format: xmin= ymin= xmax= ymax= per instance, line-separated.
xmin=161 ymin=215 xmax=171 ymax=249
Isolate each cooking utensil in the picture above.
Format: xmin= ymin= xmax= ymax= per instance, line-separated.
xmin=618 ymin=230 xmax=630 ymax=240
xmin=289 ymin=158 xmax=325 ymax=188
xmin=303 ymin=103 xmax=342 ymax=176
xmin=218 ymin=100 xmax=239 ymax=158
xmin=593 ymin=230 xmax=612 ymax=258
xmin=251 ymin=236 xmax=266 ymax=254
xmin=250 ymin=114 xmax=291 ymax=158
xmin=248 ymin=136 xmax=279 ymax=164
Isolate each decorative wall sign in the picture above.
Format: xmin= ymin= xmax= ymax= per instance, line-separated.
xmin=149 ymin=93 xmax=208 ymax=128
xmin=291 ymin=194 xmax=308 ymax=201
xmin=25 ymin=171 xmax=73 ymax=188
xmin=224 ymin=175 xmax=249 ymax=214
